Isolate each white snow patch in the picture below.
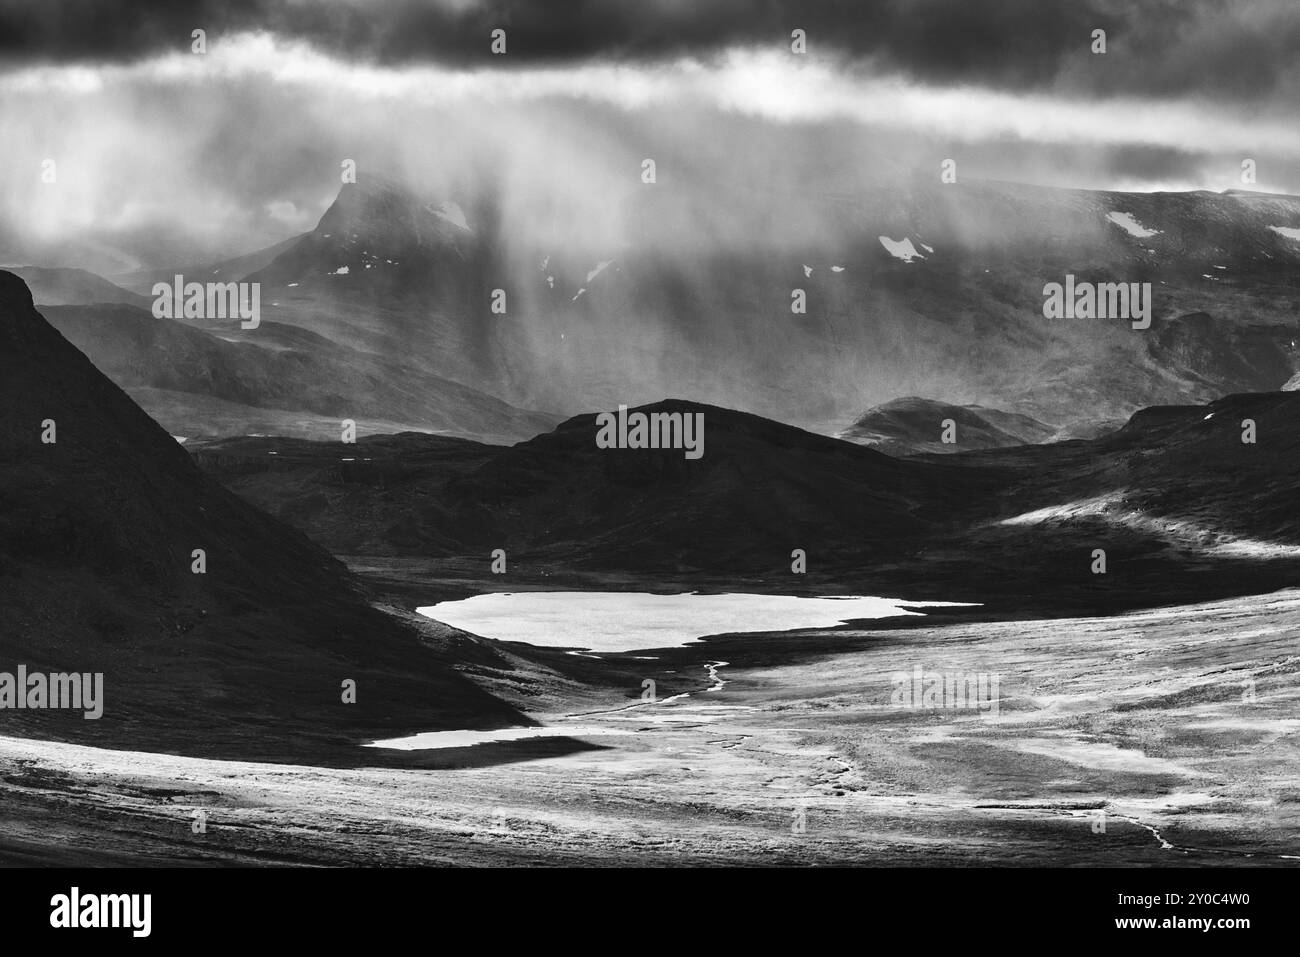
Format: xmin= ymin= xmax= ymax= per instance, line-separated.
xmin=430 ymin=201 xmax=471 ymax=232
xmin=287 ymin=282 xmax=299 ymax=287
xmin=585 ymin=260 xmax=614 ymax=283
xmin=919 ymin=243 xmax=935 ymax=254
xmin=572 ymin=288 xmax=586 ymax=301
xmin=1269 ymin=226 xmax=1300 ymax=241
xmin=878 ymin=236 xmax=925 ymax=262
xmin=1107 ymin=211 xmax=1161 ymax=238
xmin=1009 ymin=736 xmax=1194 ymax=776
xmin=831 ymin=265 xmax=845 ymax=272
xmin=803 ymin=264 xmax=813 ymax=277
xmin=332 ymin=266 xmax=349 ymax=275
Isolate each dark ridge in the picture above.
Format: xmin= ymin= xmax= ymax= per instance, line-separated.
xmin=0 ymin=270 xmax=522 ymax=761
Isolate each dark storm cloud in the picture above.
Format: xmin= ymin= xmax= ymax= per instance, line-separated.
xmin=2 ymin=0 xmax=1298 ymax=269
xmin=1 ymin=0 xmax=1297 ymax=100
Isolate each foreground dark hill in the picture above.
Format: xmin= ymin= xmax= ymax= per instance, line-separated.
xmin=839 ymin=396 xmax=1057 ymax=454
xmin=194 ymin=403 xmax=995 ymax=571
xmin=437 ymin=401 xmax=1003 ymax=572
xmin=197 ymin=395 xmax=1300 ymax=615
xmin=189 ymin=431 xmax=501 ymax=556
xmin=0 ymin=271 xmax=521 ymax=757
xmin=935 ymin=390 xmax=1300 ymax=548
xmin=878 ymin=391 xmax=1300 ymax=610
xmin=40 ymin=302 xmax=558 ymax=443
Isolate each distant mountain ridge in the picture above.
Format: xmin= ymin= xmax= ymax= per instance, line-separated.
xmin=839 ymin=396 xmax=1057 ymax=454
xmin=16 ymin=176 xmax=1300 ymax=444
xmin=232 ymin=176 xmax=1300 ymax=438
xmin=5 ymin=265 xmax=148 ymax=307
xmin=40 ymin=302 xmax=560 ymax=443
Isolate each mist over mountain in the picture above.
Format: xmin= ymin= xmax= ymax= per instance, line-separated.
xmin=111 ymin=233 xmax=309 ymax=299
xmin=208 ymin=175 xmax=1300 ymax=439
xmin=40 ymin=301 xmax=559 ymax=443
xmin=5 ymin=266 xmax=147 ymax=308
xmin=22 ymin=171 xmax=1298 ymax=451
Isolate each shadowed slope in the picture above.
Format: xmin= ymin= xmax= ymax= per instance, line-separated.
xmin=0 ymin=270 xmax=522 ymax=759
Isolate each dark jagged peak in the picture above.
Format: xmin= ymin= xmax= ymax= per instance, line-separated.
xmin=316 ymin=174 xmax=473 ymax=250
xmin=244 ymin=174 xmax=485 ymax=300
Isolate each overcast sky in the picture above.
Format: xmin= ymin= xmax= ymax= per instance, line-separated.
xmin=2 ymin=0 xmax=1298 ymax=269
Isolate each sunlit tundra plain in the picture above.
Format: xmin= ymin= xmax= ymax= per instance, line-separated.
xmin=1 ymin=589 xmax=1297 ymax=865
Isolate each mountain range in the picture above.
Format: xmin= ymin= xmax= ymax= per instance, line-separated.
xmin=44 ymin=175 xmax=1285 ymax=445
xmin=10 ymin=176 xmax=1297 ymax=449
